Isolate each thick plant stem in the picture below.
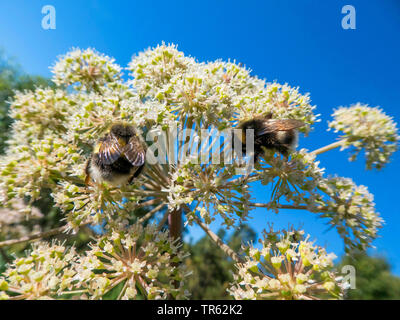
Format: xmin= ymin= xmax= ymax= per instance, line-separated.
xmin=168 ymin=208 xmax=182 ymax=294
xmin=168 ymin=208 xmax=182 ymax=241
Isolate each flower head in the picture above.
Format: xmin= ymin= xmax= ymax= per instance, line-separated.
xmin=0 ymin=242 xmax=78 ymax=300
xmin=329 ymin=103 xmax=399 ymax=170
xmin=229 ymin=228 xmax=344 ymax=300
xmin=74 ymin=223 xmax=190 ymax=300
xmin=317 ymin=176 xmax=383 ymax=252
xmin=51 ymin=48 xmax=122 ymax=90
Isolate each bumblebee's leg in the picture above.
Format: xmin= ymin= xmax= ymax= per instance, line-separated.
xmin=128 ymin=164 xmax=145 ymax=184
xmin=253 ymin=151 xmax=260 ymax=164
xmin=85 ymin=174 xmax=91 ymax=186
xmin=84 ymin=158 xmax=93 ymax=186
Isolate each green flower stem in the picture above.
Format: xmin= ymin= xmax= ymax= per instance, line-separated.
xmin=250 ymin=203 xmax=327 ymax=212
xmin=59 ymin=289 xmax=88 ymax=295
xmin=187 ymin=206 xmax=242 ymax=263
xmin=134 ymin=199 xmax=162 ymax=209
xmin=137 ymin=203 xmax=165 ymax=224
xmin=144 ymin=165 xmax=168 ymax=187
xmin=117 ymin=280 xmax=129 ymax=300
xmin=310 ymin=140 xmax=346 ymax=156
xmin=0 ymin=225 xmax=68 ymax=248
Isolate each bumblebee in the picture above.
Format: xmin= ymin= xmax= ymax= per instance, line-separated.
xmin=237 ymin=114 xmax=305 ymax=162
xmin=85 ymin=123 xmax=146 ymax=186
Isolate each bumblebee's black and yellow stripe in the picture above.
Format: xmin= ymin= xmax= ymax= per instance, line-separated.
xmin=85 ymin=123 xmax=146 ymax=186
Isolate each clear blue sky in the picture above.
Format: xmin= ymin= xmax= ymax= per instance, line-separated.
xmin=1 ymin=0 xmax=399 ymax=275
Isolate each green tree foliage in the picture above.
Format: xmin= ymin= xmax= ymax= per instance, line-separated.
xmin=338 ymin=253 xmax=400 ymax=300
xmin=0 ymin=49 xmax=53 ymax=153
xmin=185 ymin=225 xmax=256 ymax=299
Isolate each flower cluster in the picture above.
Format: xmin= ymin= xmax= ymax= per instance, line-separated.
xmin=74 ymin=223 xmax=190 ymax=300
xmin=0 ymin=88 xmax=83 ymax=206
xmin=0 ymin=224 xmax=191 ymax=300
xmin=51 ymin=181 xmax=126 ymax=231
xmin=163 ymin=154 xmax=252 ymax=227
xmin=228 ymin=228 xmax=344 ymax=300
xmin=329 ymin=103 xmax=399 ymax=170
xmin=8 ymin=88 xmax=70 ymax=137
xmin=51 ymin=48 xmax=122 ymax=90
xmin=0 ymin=242 xmax=77 ymax=300
xmin=129 ymin=44 xmax=317 ymax=131
xmin=258 ymin=149 xmax=325 ymax=205
xmin=0 ymin=133 xmax=82 ymax=206
xmin=316 ymin=176 xmax=383 ymax=253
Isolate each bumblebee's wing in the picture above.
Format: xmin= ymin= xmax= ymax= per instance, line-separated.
xmin=257 ymin=119 xmax=305 ymax=136
xmin=123 ymin=136 xmax=146 ymax=167
xmin=97 ymin=135 xmax=122 ymax=165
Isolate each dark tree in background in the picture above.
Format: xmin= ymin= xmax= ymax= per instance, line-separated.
xmin=338 ymin=253 xmax=400 ymax=300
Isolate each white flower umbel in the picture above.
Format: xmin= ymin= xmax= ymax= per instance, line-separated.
xmin=228 ymin=228 xmax=344 ymax=300
xmin=74 ymin=223 xmax=190 ymax=300
xmin=317 ymin=176 xmax=383 ymax=253
xmin=52 ymin=48 xmax=122 ymax=91
xmin=329 ymin=103 xmax=399 ymax=170
xmin=0 ymin=241 xmax=78 ymax=300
